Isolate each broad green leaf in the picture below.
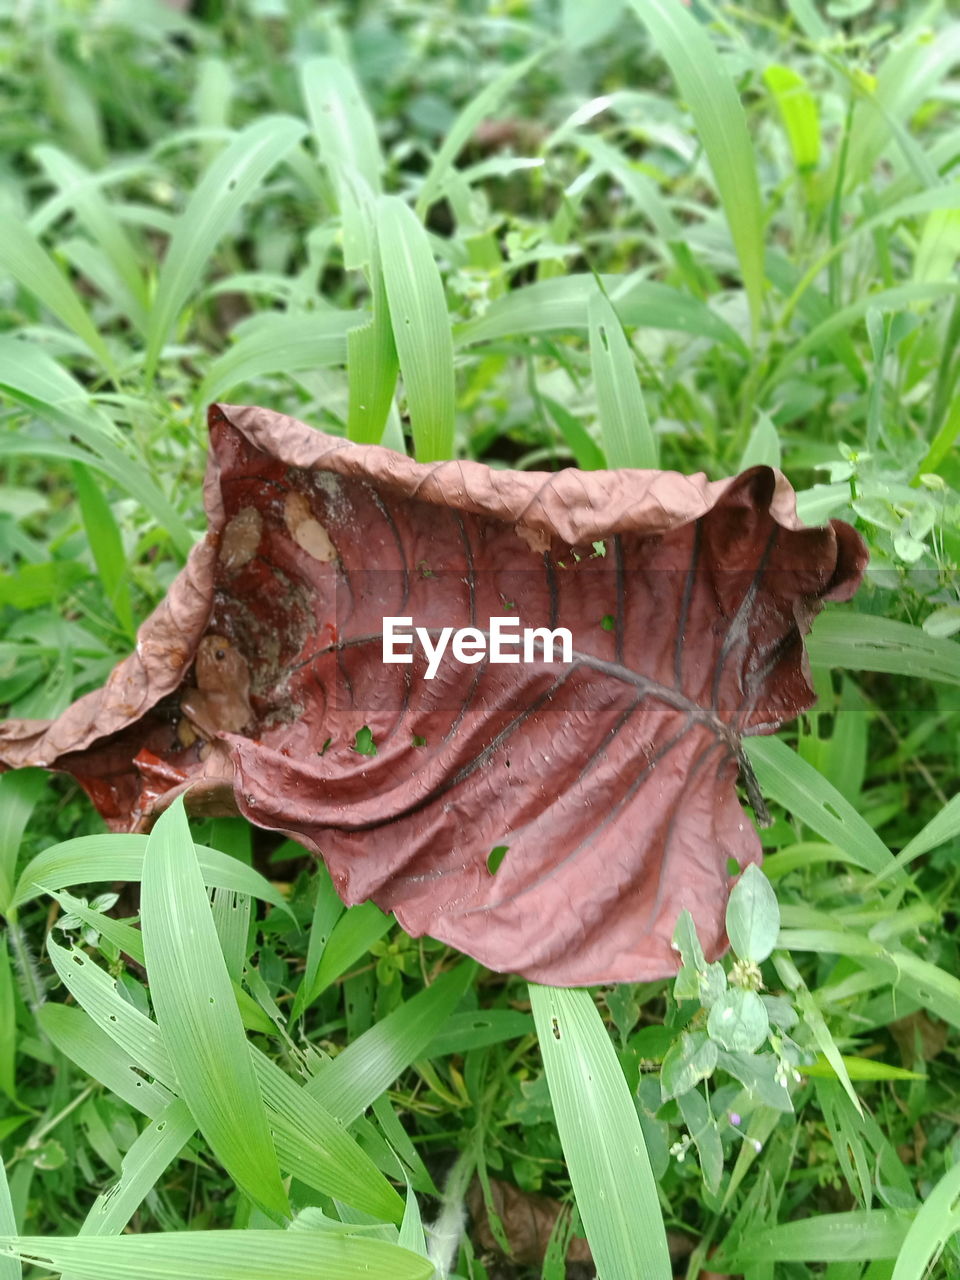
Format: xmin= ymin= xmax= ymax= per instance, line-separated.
xmin=145 ymin=116 xmax=306 ymax=378
xmin=78 ymin=1100 xmax=195 ymax=1239
xmin=764 ymin=65 xmax=820 ymax=171
xmin=139 ymin=799 xmax=289 ymax=1220
xmin=628 ymin=0 xmax=764 ymax=332
xmin=726 ymin=865 xmax=780 ymax=964
xmin=722 ymin=1210 xmax=910 ymax=1265
xmin=707 ymin=989 xmax=769 ymax=1053
xmin=198 ymin=310 xmax=357 ymax=407
xmin=588 ymin=289 xmax=657 ymax=469
xmin=377 ymin=195 xmax=455 ymax=462
xmin=807 ymin=613 xmax=960 ymax=687
xmin=13 ymin=834 xmax=291 ymax=915
xmin=660 ymin=1030 xmax=719 ymax=1102
xmin=0 ymin=215 xmax=115 ymax=374
xmin=677 ymin=1089 xmax=723 ymax=1195
xmin=530 ymin=984 xmax=672 ymax=1280
xmin=416 ymin=50 xmax=544 ymax=216
xmin=0 ymin=1232 xmax=434 ymax=1280
xmin=744 ymin=737 xmax=898 ymax=878
xmin=305 ymin=962 xmax=474 ymax=1123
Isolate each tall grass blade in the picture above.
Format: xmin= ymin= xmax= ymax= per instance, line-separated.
xmin=529 ymin=984 xmax=672 ymax=1280
xmin=0 ymin=1144 xmax=18 ymax=1280
xmin=588 ymin=289 xmax=657 ymax=469
xmin=138 ymin=798 xmax=289 ymax=1220
xmin=376 ymin=195 xmax=455 ymax=462
xmin=145 ymin=116 xmax=306 ymax=379
xmin=628 ymin=0 xmax=764 ymax=333
xmin=807 ymin=613 xmax=960 ymax=686
xmin=891 ymin=1151 xmax=960 ymax=1279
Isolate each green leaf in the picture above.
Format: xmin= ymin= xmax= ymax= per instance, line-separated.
xmin=0 ymin=214 xmax=115 ymax=374
xmin=588 ymin=289 xmax=657 ymax=469
xmin=416 ymin=49 xmax=544 ymax=217
xmin=78 ymin=1101 xmax=195 ymax=1239
xmin=305 ymin=962 xmax=474 ymax=1123
xmin=677 ymin=1089 xmax=723 ymax=1195
xmin=139 ymin=799 xmax=289 ymax=1221
xmin=707 ymin=988 xmax=769 ymax=1053
xmin=346 ymin=256 xmax=398 ymax=445
xmin=0 ymin=938 xmax=17 ymax=1106
xmin=0 ymin=1233 xmax=434 ymax=1280
xmin=722 ymin=1210 xmax=910 ymax=1265
xmin=660 ymin=1030 xmax=718 ymax=1101
xmin=71 ymin=462 xmax=134 ymax=637
xmin=738 ymin=411 xmax=782 ymax=471
xmin=628 ymin=0 xmax=764 ymax=333
xmin=807 ymin=612 xmax=960 ymax=687
xmin=145 ymin=116 xmax=306 ymax=379
xmin=310 ymin=901 xmax=393 ymax=999
xmin=893 ymin=792 xmax=960 ymax=872
xmin=892 ymin=1155 xmax=960 ymax=1280
xmin=529 ymin=984 xmax=672 ymax=1280
xmin=0 ymin=768 xmax=46 ymax=916
xmin=376 ymin=195 xmax=455 ymax=462
xmin=13 ymin=834 xmax=290 ymax=916
xmin=764 ymin=65 xmax=820 ymax=171
xmin=744 ymin=737 xmax=899 ymax=878
xmin=0 ymin=1137 xmax=19 ymax=1280
xmin=198 ymin=311 xmax=357 ymax=407
xmin=726 ymin=865 xmax=780 ymax=964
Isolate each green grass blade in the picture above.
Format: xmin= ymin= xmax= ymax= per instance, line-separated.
xmin=139 ymin=798 xmax=289 ymax=1220
xmin=290 ymin=865 xmax=344 ymax=1021
xmin=0 ymin=1232 xmax=434 ymax=1280
xmin=0 ymin=216 xmax=116 ymax=376
xmin=891 ymin=1141 xmax=960 ymax=1279
xmin=78 ymin=1100 xmax=195 ymax=1238
xmin=744 ymin=737 xmax=898 ymax=878
xmin=416 ymin=49 xmax=544 ymax=217
xmin=145 ymin=116 xmax=306 ymax=379
xmin=764 ymin=65 xmax=820 ymax=172
xmin=0 ymin=768 xmax=46 ymax=916
xmin=529 ymin=984 xmax=672 ymax=1280
xmin=807 ymin=613 xmax=960 ymax=686
xmin=894 ymin=792 xmax=960 ymax=870
xmin=588 ymin=289 xmax=657 ymax=469
xmin=13 ymin=834 xmax=290 ymax=914
xmin=71 ymin=462 xmax=135 ymax=638
xmin=628 ymin=0 xmax=764 ymax=333
xmin=721 ymin=1209 xmax=910 ymax=1266
xmin=346 ymin=257 xmax=398 ymax=445
xmin=305 ymin=962 xmax=474 ymax=1123
xmin=0 ymin=1141 xmax=19 ymax=1280
xmin=376 ymin=195 xmax=455 ymax=461
xmin=310 ymin=900 xmax=393 ymax=999
xmin=197 ymin=310 xmax=357 ymax=407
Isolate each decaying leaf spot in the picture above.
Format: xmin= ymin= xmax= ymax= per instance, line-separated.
xmin=284 ymin=491 xmax=337 ymax=562
xmin=0 ymin=402 xmax=868 ymax=986
xmin=219 ymin=505 xmax=262 ymax=573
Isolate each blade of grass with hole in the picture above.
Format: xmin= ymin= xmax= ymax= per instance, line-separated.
xmin=529 ymin=984 xmax=672 ymax=1280
xmin=144 ymin=115 xmax=306 ymax=379
xmin=305 ymin=962 xmax=475 ymax=1123
xmin=628 ymin=0 xmax=764 ymax=334
xmin=78 ymin=1100 xmax=195 ymax=1239
xmin=416 ymin=49 xmax=544 ymax=217
xmin=720 ymin=1209 xmax=910 ymax=1266
xmin=13 ymin=834 xmax=289 ymax=914
xmin=807 ymin=613 xmax=960 ymax=686
xmin=588 ymin=289 xmax=657 ymax=469
xmin=138 ymin=798 xmax=289 ymax=1221
xmin=744 ymin=737 xmax=898 ymax=878
xmin=376 ymin=195 xmax=455 ymax=462
xmin=0 ymin=1232 xmax=434 ymax=1280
